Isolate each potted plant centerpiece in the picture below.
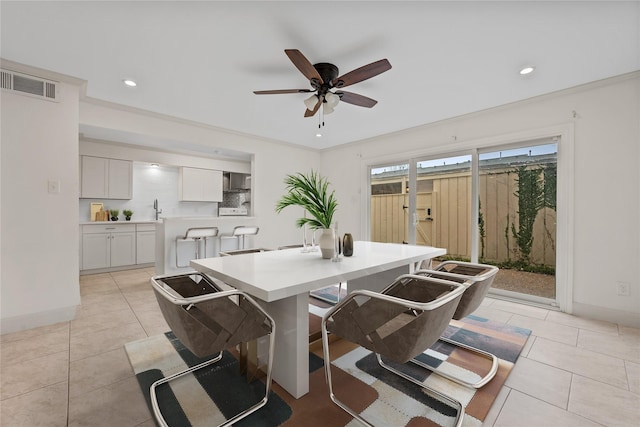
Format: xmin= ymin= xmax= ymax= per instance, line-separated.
xmin=109 ymin=209 xmax=119 ymax=221
xmin=275 ymin=170 xmax=338 ymax=259
xmin=123 ymin=209 xmax=133 ymax=221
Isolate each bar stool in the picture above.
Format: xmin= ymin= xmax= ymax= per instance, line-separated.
xmin=175 ymin=227 xmax=219 ymax=267
xmin=230 ymin=225 xmax=259 ymax=251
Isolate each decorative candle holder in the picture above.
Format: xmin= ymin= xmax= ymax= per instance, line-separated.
xmin=332 ymin=222 xmax=342 ymax=262
xmin=343 ymin=233 xmax=353 ymax=257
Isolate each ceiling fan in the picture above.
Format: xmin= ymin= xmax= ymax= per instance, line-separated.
xmin=254 ymin=49 xmax=392 ymax=118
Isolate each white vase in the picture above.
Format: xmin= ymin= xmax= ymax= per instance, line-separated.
xmin=318 ymin=228 xmax=335 ymax=259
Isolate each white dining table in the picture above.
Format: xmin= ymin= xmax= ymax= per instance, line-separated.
xmin=190 ymin=240 xmax=446 ymax=398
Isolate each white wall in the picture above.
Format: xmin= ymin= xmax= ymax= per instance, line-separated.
xmin=1 ymin=65 xmax=83 ymax=333
xmin=321 ymin=72 xmax=640 ymax=327
xmin=79 ymin=99 xmax=321 ymax=249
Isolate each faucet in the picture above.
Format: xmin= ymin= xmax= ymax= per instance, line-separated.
xmin=153 ymin=199 xmax=162 ymax=220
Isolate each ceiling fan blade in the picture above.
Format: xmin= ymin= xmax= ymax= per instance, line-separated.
xmin=332 ymin=59 xmax=391 ymax=88
xmin=285 ymin=49 xmax=323 ymax=84
xmin=304 ymin=99 xmax=322 ymax=117
xmin=253 ymin=89 xmax=313 ymax=95
xmin=335 ymin=91 xmax=378 ymax=108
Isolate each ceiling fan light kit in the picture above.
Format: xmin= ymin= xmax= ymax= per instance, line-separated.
xmin=254 ymin=49 xmax=391 ymax=124
xmin=304 ymin=94 xmax=318 ymax=110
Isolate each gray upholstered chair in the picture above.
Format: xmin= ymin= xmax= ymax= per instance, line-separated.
xmin=321 ymin=274 xmax=466 ymax=427
xmin=216 ymin=246 xmax=273 ymax=379
xmin=415 ymin=260 xmax=499 ymax=388
xmin=150 ymin=272 xmax=275 ymax=427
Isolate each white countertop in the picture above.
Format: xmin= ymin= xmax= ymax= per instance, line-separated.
xmin=190 ymin=241 xmax=446 ymax=302
xmin=80 ymin=220 xmax=161 ymax=225
xmin=160 ymin=216 xmax=255 ymax=221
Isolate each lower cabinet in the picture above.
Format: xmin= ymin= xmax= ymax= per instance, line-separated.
xmin=81 ymin=223 xmax=156 ymax=272
xmin=136 ymin=224 xmax=156 ymax=265
xmin=110 ymin=232 xmax=137 ymax=267
xmin=82 ymin=224 xmax=136 ymax=270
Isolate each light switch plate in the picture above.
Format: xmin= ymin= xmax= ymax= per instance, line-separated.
xmin=48 ymin=179 xmax=60 ymax=194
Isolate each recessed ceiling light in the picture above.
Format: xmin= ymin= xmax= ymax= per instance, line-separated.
xmin=150 ymin=163 xmax=159 ymax=167
xmin=519 ymin=66 xmax=535 ymax=75
xmin=122 ymin=79 xmax=137 ymax=87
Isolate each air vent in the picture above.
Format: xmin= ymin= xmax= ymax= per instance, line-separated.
xmin=0 ymin=69 xmax=59 ymax=102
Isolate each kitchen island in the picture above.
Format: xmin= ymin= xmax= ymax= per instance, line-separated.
xmin=156 ymin=216 xmax=259 ymax=275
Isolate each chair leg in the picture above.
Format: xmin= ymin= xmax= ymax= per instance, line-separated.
xmin=322 ymin=321 xmax=462 ymax=427
xmin=376 ymin=355 xmax=465 ymax=427
xmin=322 ymin=324 xmax=375 ymax=427
xmin=151 ymin=325 xmax=275 ymax=427
xmin=409 ymin=336 xmax=499 ymax=389
xmin=150 ymin=352 xmax=224 ymax=427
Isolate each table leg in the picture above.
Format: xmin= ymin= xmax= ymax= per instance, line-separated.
xmin=238 ymin=340 xmax=259 ymax=383
xmin=256 ymin=292 xmax=309 ymax=399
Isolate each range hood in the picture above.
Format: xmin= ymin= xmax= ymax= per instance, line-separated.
xmin=224 ymin=172 xmax=251 ymax=192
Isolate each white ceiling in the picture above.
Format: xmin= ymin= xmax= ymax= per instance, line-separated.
xmin=2 ymin=1 xmax=639 ymax=151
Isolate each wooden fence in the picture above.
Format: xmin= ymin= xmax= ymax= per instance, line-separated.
xmin=371 ymin=168 xmax=556 ymax=266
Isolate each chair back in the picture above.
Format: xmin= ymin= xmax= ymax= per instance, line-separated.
xmin=326 ymin=275 xmax=464 ymax=363
xmin=418 ymin=261 xmax=498 ymax=320
xmin=183 ymin=227 xmax=218 ymax=239
xmin=232 ymin=225 xmax=259 ymax=236
xmin=151 ymin=273 xmax=272 ymax=358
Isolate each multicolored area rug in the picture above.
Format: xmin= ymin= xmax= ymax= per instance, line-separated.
xmin=125 ymin=315 xmax=531 ymax=427
xmin=310 ymin=284 xmax=346 ymax=305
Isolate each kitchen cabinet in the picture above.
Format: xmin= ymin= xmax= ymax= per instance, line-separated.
xmin=81 ymin=224 xmax=136 ymax=270
xmin=136 ymin=223 xmax=156 ymax=264
xmin=179 ymin=167 xmax=223 ymax=202
xmin=80 ymin=156 xmax=133 ymax=199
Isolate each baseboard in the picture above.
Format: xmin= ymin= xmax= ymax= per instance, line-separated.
xmin=80 ymin=263 xmax=154 ymax=275
xmin=572 ymin=302 xmax=640 ymax=328
xmin=0 ymin=305 xmax=78 ymax=334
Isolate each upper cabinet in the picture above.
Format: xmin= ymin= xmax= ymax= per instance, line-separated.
xmin=179 ymin=167 xmax=223 ymax=202
xmin=80 ymin=156 xmax=133 ymax=199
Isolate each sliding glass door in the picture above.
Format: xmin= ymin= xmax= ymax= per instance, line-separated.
xmin=414 ymin=155 xmax=473 ymax=256
xmin=478 ymin=142 xmax=558 ymax=300
xmin=369 ymin=155 xmax=473 ymax=251
xmin=370 ymin=163 xmax=409 ymax=244
xmin=368 ymin=138 xmax=560 ymax=306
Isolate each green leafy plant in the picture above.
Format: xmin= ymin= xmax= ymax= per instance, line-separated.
xmin=109 ymin=209 xmax=119 ymax=217
xmin=511 ymin=165 xmax=544 ymax=264
xmin=275 ymin=170 xmax=338 ymax=229
xmin=478 ymin=198 xmax=486 ymax=259
xmin=122 ymin=209 xmax=133 ymax=217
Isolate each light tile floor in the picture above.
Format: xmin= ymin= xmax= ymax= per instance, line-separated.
xmin=1 ymin=268 xmax=638 ymax=426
